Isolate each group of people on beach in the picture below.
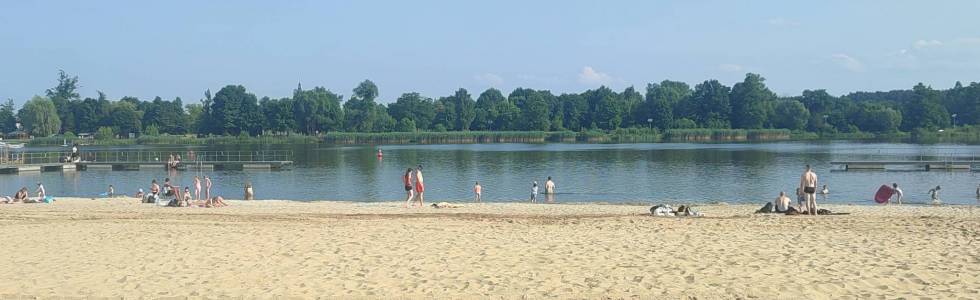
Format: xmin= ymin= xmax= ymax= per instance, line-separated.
xmin=1 ymin=183 xmax=47 ymax=204
xmin=141 ymin=175 xmax=226 ymax=207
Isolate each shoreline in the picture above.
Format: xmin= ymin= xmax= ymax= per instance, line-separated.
xmin=2 ymin=198 xmax=978 ymax=298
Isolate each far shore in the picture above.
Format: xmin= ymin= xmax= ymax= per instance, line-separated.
xmin=1 ymin=198 xmax=978 ymax=298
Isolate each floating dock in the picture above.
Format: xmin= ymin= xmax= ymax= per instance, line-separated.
xmin=831 ymin=160 xmax=978 ymax=171
xmin=0 ymin=150 xmax=292 ymax=174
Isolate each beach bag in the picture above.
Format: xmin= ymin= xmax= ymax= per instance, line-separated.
xmin=756 ymin=202 xmax=774 ymax=213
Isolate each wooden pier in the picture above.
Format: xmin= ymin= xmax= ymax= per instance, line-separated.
xmin=0 ymin=150 xmax=292 ymax=174
xmin=831 ymin=160 xmax=978 ymax=171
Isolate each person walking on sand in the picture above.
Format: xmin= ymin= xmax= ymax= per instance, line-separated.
xmin=403 ymin=168 xmax=415 ymax=208
xmin=414 ymin=165 xmax=425 ymax=207
xmin=800 ymin=165 xmax=818 ymax=215
xmin=891 ymin=183 xmax=903 ymax=205
xmin=204 ymin=176 xmax=212 ymax=200
xmin=530 ymin=181 xmax=539 ymax=202
xmin=545 ymin=176 xmax=556 ymax=194
xmin=193 ymin=176 xmax=202 ymax=201
xmin=107 ymin=185 xmax=114 ymax=198
xmin=474 ymin=182 xmax=482 ymax=202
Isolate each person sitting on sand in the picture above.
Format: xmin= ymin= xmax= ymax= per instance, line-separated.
xmin=182 ymin=187 xmax=192 ymax=206
xmin=795 ymin=188 xmax=807 ymax=214
xmin=163 ymin=178 xmax=173 ymax=197
xmin=135 ymin=188 xmax=145 ymax=199
xmin=775 ymin=191 xmax=792 ymax=213
xmin=148 ymin=179 xmax=160 ymax=203
xmin=14 ymin=187 xmax=28 ymax=202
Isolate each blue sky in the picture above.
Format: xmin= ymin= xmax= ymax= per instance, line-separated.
xmin=2 ymin=0 xmax=979 ymax=105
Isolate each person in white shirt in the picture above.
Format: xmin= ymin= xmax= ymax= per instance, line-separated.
xmin=891 ymin=183 xmax=903 ymax=205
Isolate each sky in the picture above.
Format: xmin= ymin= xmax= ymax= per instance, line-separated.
xmin=2 ymin=0 xmax=979 ymax=106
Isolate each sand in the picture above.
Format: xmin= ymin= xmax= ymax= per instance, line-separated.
xmin=0 ymin=198 xmax=978 ymax=299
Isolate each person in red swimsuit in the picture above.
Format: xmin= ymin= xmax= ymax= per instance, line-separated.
xmin=414 ymin=165 xmax=425 ymax=207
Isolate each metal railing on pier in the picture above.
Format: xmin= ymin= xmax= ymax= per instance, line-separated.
xmin=1 ymin=150 xmax=292 ymax=165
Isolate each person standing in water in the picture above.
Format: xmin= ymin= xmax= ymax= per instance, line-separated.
xmin=530 ymin=181 xmax=539 ymax=202
xmin=204 ymin=176 xmax=213 ymax=200
xmin=891 ymin=183 xmax=903 ymax=205
xmin=193 ymin=176 xmax=202 ymax=201
xmin=545 ymin=176 xmax=556 ymax=194
xmin=799 ymin=165 xmax=818 ymax=215
xmin=414 ymin=165 xmax=425 ymax=207
xmin=244 ymin=182 xmax=254 ymax=200
xmin=403 ymin=168 xmax=414 ymax=208
xmin=474 ymin=182 xmax=482 ymax=202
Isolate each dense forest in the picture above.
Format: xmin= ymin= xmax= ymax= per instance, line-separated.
xmin=2 ymin=71 xmax=978 ymax=139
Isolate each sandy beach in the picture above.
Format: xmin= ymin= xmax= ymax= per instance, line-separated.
xmin=0 ymin=198 xmax=978 ymax=299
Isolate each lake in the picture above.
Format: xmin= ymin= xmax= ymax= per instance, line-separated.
xmin=4 ymin=142 xmax=980 ymax=205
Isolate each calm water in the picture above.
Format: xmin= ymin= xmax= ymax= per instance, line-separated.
xmin=4 ymin=142 xmax=980 ymax=205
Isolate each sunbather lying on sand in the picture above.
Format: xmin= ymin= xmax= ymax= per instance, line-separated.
xmin=206 ymin=196 xmax=228 ymax=208
xmin=431 ymin=202 xmax=462 ymax=208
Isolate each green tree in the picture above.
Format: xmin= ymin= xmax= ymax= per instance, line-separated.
xmin=395 ymin=117 xmax=416 ymax=132
xmin=642 ymin=81 xmax=691 ymax=129
xmin=0 ymin=99 xmax=16 ymax=133
xmin=95 ymin=126 xmax=115 ymax=140
xmin=18 ymin=96 xmax=62 ymax=136
xmin=559 ymin=93 xmax=588 ymax=131
xmin=344 ymin=80 xmax=380 ymax=132
xmin=772 ymin=100 xmax=810 ymax=130
xmin=110 ymin=101 xmax=142 ymax=136
xmin=691 ymin=80 xmax=731 ymax=128
xmin=293 ymin=85 xmax=344 ymax=134
xmin=472 ymin=88 xmax=507 ymax=130
xmin=388 ymin=92 xmax=436 ymax=130
xmin=801 ymin=89 xmax=836 ymax=132
xmin=902 ymin=83 xmax=951 ymax=130
xmin=204 ymin=85 xmax=262 ymax=135
xmin=730 ymin=73 xmax=776 ymax=129
xmin=509 ymin=88 xmax=550 ymax=131
xmin=260 ymin=97 xmax=296 ymax=134
xmin=852 ymin=103 xmax=902 ymax=132
xmin=450 ymin=88 xmax=476 ymax=130
xmin=184 ymin=103 xmax=203 ymax=134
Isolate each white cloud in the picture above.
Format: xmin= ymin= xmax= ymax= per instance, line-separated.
xmin=577 ymin=66 xmax=614 ymax=85
xmin=473 ymin=73 xmax=503 ymax=86
xmin=831 ymin=53 xmax=866 ymax=72
xmin=767 ymin=17 xmax=800 ymax=27
xmin=913 ymin=39 xmax=943 ymax=49
xmin=719 ymin=63 xmax=744 ymax=72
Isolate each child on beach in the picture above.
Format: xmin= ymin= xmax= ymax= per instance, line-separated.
xmin=474 ymin=182 xmax=482 ymax=202
xmin=530 ymin=181 xmax=538 ymax=202
xmin=193 ymin=176 xmax=202 ymax=201
xmin=929 ymin=186 xmax=941 ymax=205
xmin=107 ymin=185 xmax=114 ymax=198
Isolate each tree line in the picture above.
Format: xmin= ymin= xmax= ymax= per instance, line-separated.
xmin=3 ymin=71 xmax=978 ymax=138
